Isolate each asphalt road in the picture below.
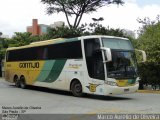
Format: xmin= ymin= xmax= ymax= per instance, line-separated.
xmin=0 ymin=78 xmax=160 ymax=115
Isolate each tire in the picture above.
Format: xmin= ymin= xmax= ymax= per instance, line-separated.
xmin=71 ymin=81 xmax=83 ymax=97
xmin=19 ymin=76 xmax=27 ymax=89
xmin=14 ymin=76 xmax=20 ymax=87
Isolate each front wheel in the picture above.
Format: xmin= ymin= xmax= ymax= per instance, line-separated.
xmin=71 ymin=81 xmax=83 ymax=97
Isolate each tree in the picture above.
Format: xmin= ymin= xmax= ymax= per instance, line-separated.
xmin=137 ymin=15 xmax=160 ymax=36
xmin=0 ymin=32 xmax=2 ymax=37
xmin=92 ymin=17 xmax=104 ymax=22
xmin=46 ymin=20 xmax=126 ymax=39
xmin=0 ymin=32 xmax=53 ymax=59
xmin=41 ymin=0 xmax=124 ymax=28
xmin=47 ymin=26 xmax=83 ymax=38
xmin=81 ymin=21 xmax=125 ymax=37
xmin=137 ymin=16 xmax=160 ymax=63
xmin=0 ymin=39 xmax=8 ymax=60
xmin=11 ymin=32 xmax=33 ymax=46
xmin=6 ymin=32 xmax=47 ymax=47
xmin=135 ymin=16 xmax=160 ymax=89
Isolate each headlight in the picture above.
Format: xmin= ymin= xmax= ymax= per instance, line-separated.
xmin=105 ymin=81 xmax=117 ymax=86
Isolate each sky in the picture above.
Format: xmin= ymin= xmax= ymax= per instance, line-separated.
xmin=0 ymin=0 xmax=160 ymax=37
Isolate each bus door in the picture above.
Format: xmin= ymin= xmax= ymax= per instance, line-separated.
xmin=84 ymin=38 xmax=105 ymax=93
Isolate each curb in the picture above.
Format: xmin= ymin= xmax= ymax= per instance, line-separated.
xmin=137 ymin=90 xmax=160 ymax=94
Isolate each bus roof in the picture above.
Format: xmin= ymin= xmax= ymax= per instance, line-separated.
xmin=7 ymin=37 xmax=79 ymax=51
xmin=80 ymin=35 xmax=128 ymax=40
xmin=6 ymin=35 xmax=128 ymax=51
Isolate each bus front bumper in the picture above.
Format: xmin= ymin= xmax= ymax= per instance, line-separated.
xmin=104 ymin=84 xmax=139 ymax=95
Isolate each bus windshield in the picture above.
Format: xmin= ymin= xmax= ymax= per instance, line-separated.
xmin=107 ymin=50 xmax=138 ymax=79
xmin=102 ymin=38 xmax=138 ymax=79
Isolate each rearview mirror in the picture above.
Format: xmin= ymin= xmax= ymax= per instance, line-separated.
xmin=100 ymin=47 xmax=112 ymax=62
xmin=135 ymin=49 xmax=147 ymax=62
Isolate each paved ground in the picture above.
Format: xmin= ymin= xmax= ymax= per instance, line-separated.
xmin=0 ymin=78 xmax=160 ymax=114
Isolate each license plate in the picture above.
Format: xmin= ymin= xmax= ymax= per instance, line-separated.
xmin=124 ymin=88 xmax=129 ymax=92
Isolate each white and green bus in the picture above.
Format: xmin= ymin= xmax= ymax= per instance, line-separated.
xmin=5 ymin=35 xmax=146 ymax=97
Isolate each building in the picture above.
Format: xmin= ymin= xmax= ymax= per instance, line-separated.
xmin=50 ymin=21 xmax=65 ymax=28
xmin=27 ymin=19 xmax=49 ymax=35
xmin=27 ymin=19 xmax=65 ymax=35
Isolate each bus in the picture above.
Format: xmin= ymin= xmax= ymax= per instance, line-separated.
xmin=5 ymin=35 xmax=146 ymax=97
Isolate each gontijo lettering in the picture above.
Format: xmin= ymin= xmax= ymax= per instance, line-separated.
xmin=19 ymin=62 xmax=39 ymax=68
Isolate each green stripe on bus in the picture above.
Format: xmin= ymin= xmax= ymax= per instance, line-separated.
xmin=36 ymin=60 xmax=55 ymax=82
xmin=128 ymin=79 xmax=136 ymax=84
xmin=43 ymin=59 xmax=67 ymax=83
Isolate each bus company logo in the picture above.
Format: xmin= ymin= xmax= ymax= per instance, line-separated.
xmin=19 ymin=62 xmax=40 ymax=68
xmin=86 ymin=83 xmax=100 ymax=92
xmin=68 ymin=64 xmax=82 ymax=69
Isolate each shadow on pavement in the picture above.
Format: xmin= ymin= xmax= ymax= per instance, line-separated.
xmin=85 ymin=94 xmax=133 ymax=101
xmin=10 ymin=84 xmax=133 ymax=101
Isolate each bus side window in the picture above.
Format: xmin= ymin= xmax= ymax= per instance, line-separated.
xmin=43 ymin=48 xmax=48 ymax=60
xmin=36 ymin=47 xmax=47 ymax=60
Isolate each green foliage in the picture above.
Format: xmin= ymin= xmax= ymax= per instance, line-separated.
xmin=45 ymin=22 xmax=127 ymax=39
xmin=0 ymin=32 xmax=49 ymax=59
xmin=0 ymin=38 xmax=8 ymax=48
xmin=6 ymin=32 xmax=49 ymax=48
xmin=0 ymin=36 xmax=9 ymax=60
xmin=134 ymin=16 xmax=160 ymax=89
xmin=0 ymin=48 xmax=6 ymax=60
xmin=41 ymin=0 xmax=124 ymax=28
xmin=11 ymin=32 xmax=32 ymax=46
xmin=81 ymin=22 xmax=126 ymax=37
xmin=46 ymin=26 xmax=83 ymax=39
xmin=137 ymin=18 xmax=160 ymax=62
xmin=137 ymin=15 xmax=160 ymax=35
xmin=138 ymin=62 xmax=160 ymax=89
